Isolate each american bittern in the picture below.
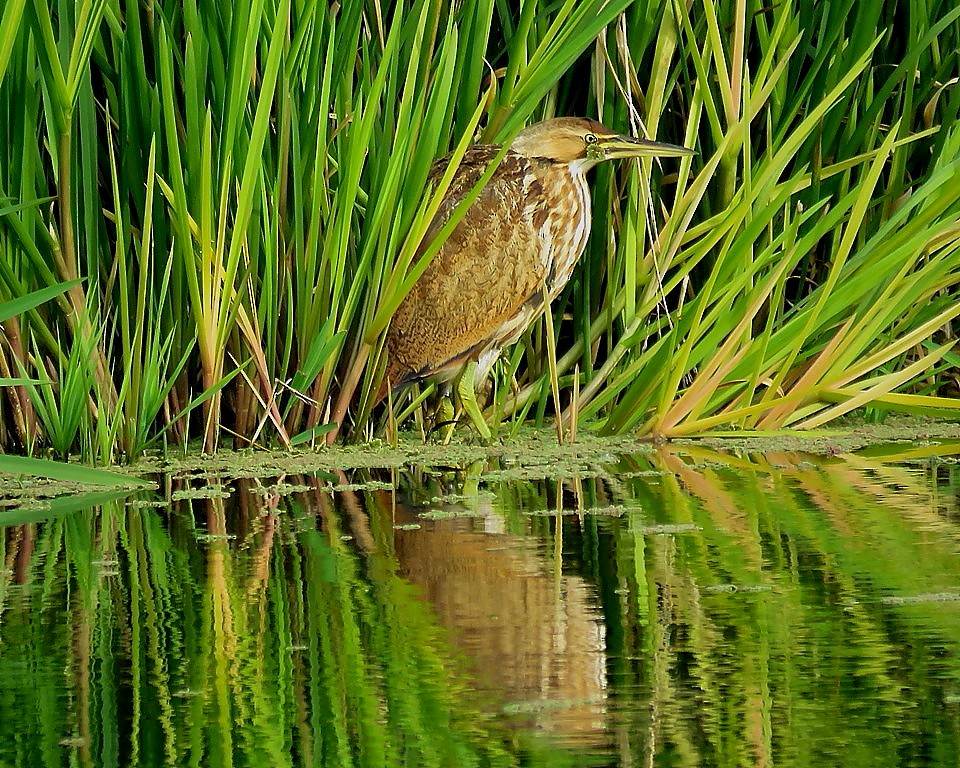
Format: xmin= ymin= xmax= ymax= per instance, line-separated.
xmin=382 ymin=117 xmax=691 ymax=437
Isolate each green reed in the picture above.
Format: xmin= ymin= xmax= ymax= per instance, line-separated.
xmin=0 ymin=1 xmax=958 ymax=462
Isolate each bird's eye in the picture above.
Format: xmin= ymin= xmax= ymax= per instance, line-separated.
xmin=584 ymin=133 xmax=599 ymax=144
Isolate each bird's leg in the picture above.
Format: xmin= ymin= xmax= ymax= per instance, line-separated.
xmin=457 ymin=360 xmax=492 ymax=440
xmin=541 ymin=284 xmax=564 ymax=444
xmin=437 ymin=390 xmax=456 ymax=445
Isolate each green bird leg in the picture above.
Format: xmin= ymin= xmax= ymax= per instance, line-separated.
xmin=457 ymin=360 xmax=492 ymax=440
xmin=436 ymin=389 xmax=456 ymax=444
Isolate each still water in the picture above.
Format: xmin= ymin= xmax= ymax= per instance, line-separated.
xmin=1 ymin=444 xmax=959 ymax=767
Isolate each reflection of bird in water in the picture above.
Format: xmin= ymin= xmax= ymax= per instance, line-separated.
xmin=392 ymin=503 xmax=610 ymax=746
xmin=381 ymin=117 xmax=691 ymax=437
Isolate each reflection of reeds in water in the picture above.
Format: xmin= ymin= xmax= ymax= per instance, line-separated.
xmin=0 ymin=479 xmax=523 ymax=767
xmin=1 ymin=453 xmax=959 ymax=766
xmin=617 ymin=447 xmax=960 ymax=766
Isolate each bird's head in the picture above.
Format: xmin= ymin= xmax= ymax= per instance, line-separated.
xmin=509 ymin=117 xmax=692 ymax=173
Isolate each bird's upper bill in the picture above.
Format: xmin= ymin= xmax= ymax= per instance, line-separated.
xmin=598 ymin=133 xmax=694 ymax=161
xmin=510 ymin=117 xmax=693 ymax=169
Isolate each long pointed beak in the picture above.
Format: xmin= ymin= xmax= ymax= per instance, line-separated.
xmin=602 ymin=135 xmax=694 ymax=160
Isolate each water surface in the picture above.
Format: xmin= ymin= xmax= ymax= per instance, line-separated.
xmin=1 ymin=445 xmax=959 ymax=766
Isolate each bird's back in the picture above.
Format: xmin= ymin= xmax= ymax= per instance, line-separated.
xmin=385 ymin=143 xmax=589 ymax=390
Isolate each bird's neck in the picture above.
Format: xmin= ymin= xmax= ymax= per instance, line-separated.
xmin=568 ymin=158 xmax=601 ymax=175
xmin=539 ymin=165 xmax=591 ymax=297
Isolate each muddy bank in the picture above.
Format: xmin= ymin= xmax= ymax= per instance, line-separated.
xmin=2 ymin=415 xmax=958 ymax=505
xmin=134 ymin=413 xmax=960 ymax=479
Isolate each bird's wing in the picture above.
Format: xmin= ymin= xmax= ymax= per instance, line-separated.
xmin=388 ymin=148 xmax=553 ymax=381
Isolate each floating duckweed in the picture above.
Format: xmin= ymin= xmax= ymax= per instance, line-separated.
xmin=636 ymin=523 xmax=702 ymax=535
xmin=171 ymin=486 xmax=232 ymax=501
xmin=251 ymin=482 xmax=315 ymax=496
xmin=880 ymin=592 xmax=960 ymax=605
xmin=326 ymin=481 xmax=395 ymax=492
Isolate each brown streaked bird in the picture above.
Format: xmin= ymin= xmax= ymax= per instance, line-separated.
xmin=383 ymin=117 xmax=692 ymax=437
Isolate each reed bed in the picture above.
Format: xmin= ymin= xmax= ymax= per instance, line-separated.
xmin=0 ymin=0 xmax=958 ymax=463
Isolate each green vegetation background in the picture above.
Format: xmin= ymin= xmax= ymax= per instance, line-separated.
xmin=0 ymin=0 xmax=959 ymax=463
